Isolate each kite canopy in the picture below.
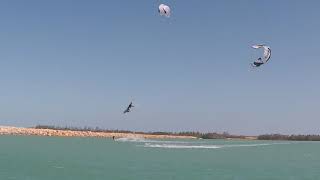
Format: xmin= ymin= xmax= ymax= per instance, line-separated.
xmin=251 ymin=44 xmax=271 ymax=67
xmin=158 ymin=4 xmax=171 ymax=17
xmin=252 ymin=44 xmax=271 ymax=63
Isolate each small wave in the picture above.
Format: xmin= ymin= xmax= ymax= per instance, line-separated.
xmin=115 ymin=137 xmax=194 ymax=144
xmin=53 ymin=166 xmax=64 ymax=169
xmin=143 ymin=142 xmax=291 ymax=149
xmin=222 ymin=143 xmax=271 ymax=147
xmin=143 ymin=140 xmax=199 ymax=144
xmin=144 ymin=143 xmax=221 ymax=149
xmin=221 ymin=142 xmax=291 ymax=148
xmin=115 ymin=137 xmax=146 ymax=142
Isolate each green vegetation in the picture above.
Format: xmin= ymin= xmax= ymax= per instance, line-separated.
xmin=35 ymin=125 xmax=320 ymax=141
xmin=34 ymin=125 xmax=242 ymax=139
xmin=258 ymin=134 xmax=320 ymax=141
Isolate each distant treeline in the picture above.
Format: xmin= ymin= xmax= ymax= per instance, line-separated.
xmin=34 ymin=125 xmax=320 ymax=141
xmin=258 ymin=134 xmax=320 ymax=141
xmin=34 ymin=125 xmax=244 ymax=139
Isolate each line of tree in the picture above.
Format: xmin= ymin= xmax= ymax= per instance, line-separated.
xmin=258 ymin=134 xmax=320 ymax=141
xmin=35 ymin=125 xmax=320 ymax=141
xmin=34 ymin=125 xmax=244 ymax=139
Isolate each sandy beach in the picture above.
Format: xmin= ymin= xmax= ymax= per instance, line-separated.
xmin=0 ymin=126 xmax=196 ymax=139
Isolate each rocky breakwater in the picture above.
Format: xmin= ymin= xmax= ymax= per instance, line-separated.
xmin=0 ymin=126 xmax=196 ymax=139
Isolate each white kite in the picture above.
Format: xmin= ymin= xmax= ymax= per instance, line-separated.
xmin=158 ymin=4 xmax=171 ymax=18
xmin=251 ymin=44 xmax=271 ymax=67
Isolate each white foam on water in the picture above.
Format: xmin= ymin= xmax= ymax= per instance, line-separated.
xmin=222 ymin=143 xmax=271 ymax=147
xmin=143 ymin=142 xmax=292 ymax=149
xmin=115 ymin=137 xmax=146 ymax=142
xmin=52 ymin=166 xmax=64 ymax=169
xmin=115 ymin=137 xmax=194 ymax=144
xmin=221 ymin=142 xmax=292 ymax=148
xmin=141 ymin=140 xmax=198 ymax=144
xmin=143 ymin=143 xmax=221 ymax=149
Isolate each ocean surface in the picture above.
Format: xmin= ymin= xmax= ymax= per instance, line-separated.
xmin=0 ymin=136 xmax=319 ymax=180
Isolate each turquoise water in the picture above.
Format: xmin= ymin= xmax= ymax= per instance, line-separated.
xmin=0 ymin=136 xmax=320 ymax=180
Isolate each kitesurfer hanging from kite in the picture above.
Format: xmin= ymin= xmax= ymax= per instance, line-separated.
xmin=158 ymin=4 xmax=171 ymax=18
xmin=252 ymin=58 xmax=264 ymax=67
xmin=251 ymin=44 xmax=271 ymax=67
xmin=123 ymin=102 xmax=134 ymax=114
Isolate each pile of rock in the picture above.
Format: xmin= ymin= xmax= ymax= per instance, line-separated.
xmin=0 ymin=126 xmax=195 ymax=139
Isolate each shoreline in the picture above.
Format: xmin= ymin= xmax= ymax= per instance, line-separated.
xmin=0 ymin=126 xmax=197 ymax=139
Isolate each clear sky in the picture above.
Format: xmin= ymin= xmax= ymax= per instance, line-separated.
xmin=0 ymin=0 xmax=319 ymax=135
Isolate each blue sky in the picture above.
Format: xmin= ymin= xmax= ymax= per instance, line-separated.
xmin=0 ymin=0 xmax=319 ymax=135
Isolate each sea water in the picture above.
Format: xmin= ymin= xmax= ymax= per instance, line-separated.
xmin=0 ymin=136 xmax=319 ymax=180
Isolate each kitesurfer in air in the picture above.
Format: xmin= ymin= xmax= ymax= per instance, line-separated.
xmin=123 ymin=102 xmax=134 ymax=114
xmin=251 ymin=58 xmax=264 ymax=67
